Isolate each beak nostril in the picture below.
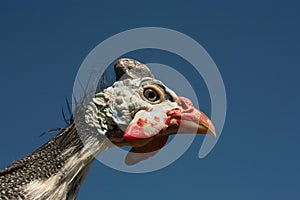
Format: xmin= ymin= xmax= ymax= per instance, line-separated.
xmin=181 ymin=108 xmax=194 ymax=113
xmin=181 ymin=102 xmax=188 ymax=110
xmin=177 ymin=97 xmax=194 ymax=110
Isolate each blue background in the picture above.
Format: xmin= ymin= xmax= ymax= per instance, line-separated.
xmin=0 ymin=0 xmax=299 ymax=199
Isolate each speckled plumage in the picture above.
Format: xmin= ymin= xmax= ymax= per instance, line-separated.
xmin=0 ymin=119 xmax=108 ymax=200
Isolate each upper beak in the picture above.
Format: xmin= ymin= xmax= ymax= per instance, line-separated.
xmin=166 ymin=97 xmax=217 ymax=138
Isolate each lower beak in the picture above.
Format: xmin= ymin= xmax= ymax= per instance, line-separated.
xmin=180 ymin=114 xmax=217 ymax=138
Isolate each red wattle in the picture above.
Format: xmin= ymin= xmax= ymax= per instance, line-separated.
xmin=124 ymin=123 xmax=147 ymax=140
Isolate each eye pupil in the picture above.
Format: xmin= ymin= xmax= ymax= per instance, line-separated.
xmin=144 ymin=88 xmax=159 ymax=102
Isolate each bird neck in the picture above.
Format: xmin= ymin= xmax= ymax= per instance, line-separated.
xmin=0 ymin=122 xmax=111 ymax=200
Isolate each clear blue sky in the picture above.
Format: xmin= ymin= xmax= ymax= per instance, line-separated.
xmin=0 ymin=0 xmax=299 ymax=199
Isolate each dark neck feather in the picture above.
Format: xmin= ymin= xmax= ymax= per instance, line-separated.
xmin=0 ymin=122 xmax=109 ymax=200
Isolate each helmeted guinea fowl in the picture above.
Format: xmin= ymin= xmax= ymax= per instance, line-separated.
xmin=0 ymin=58 xmax=216 ymax=200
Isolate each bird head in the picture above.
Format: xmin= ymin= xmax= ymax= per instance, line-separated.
xmin=85 ymin=58 xmax=216 ymax=165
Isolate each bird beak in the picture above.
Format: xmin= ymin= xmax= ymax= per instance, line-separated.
xmin=164 ymin=97 xmax=216 ymax=138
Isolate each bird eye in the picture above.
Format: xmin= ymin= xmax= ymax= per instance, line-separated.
xmin=143 ymin=85 xmax=164 ymax=103
xmin=144 ymin=88 xmax=158 ymax=101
